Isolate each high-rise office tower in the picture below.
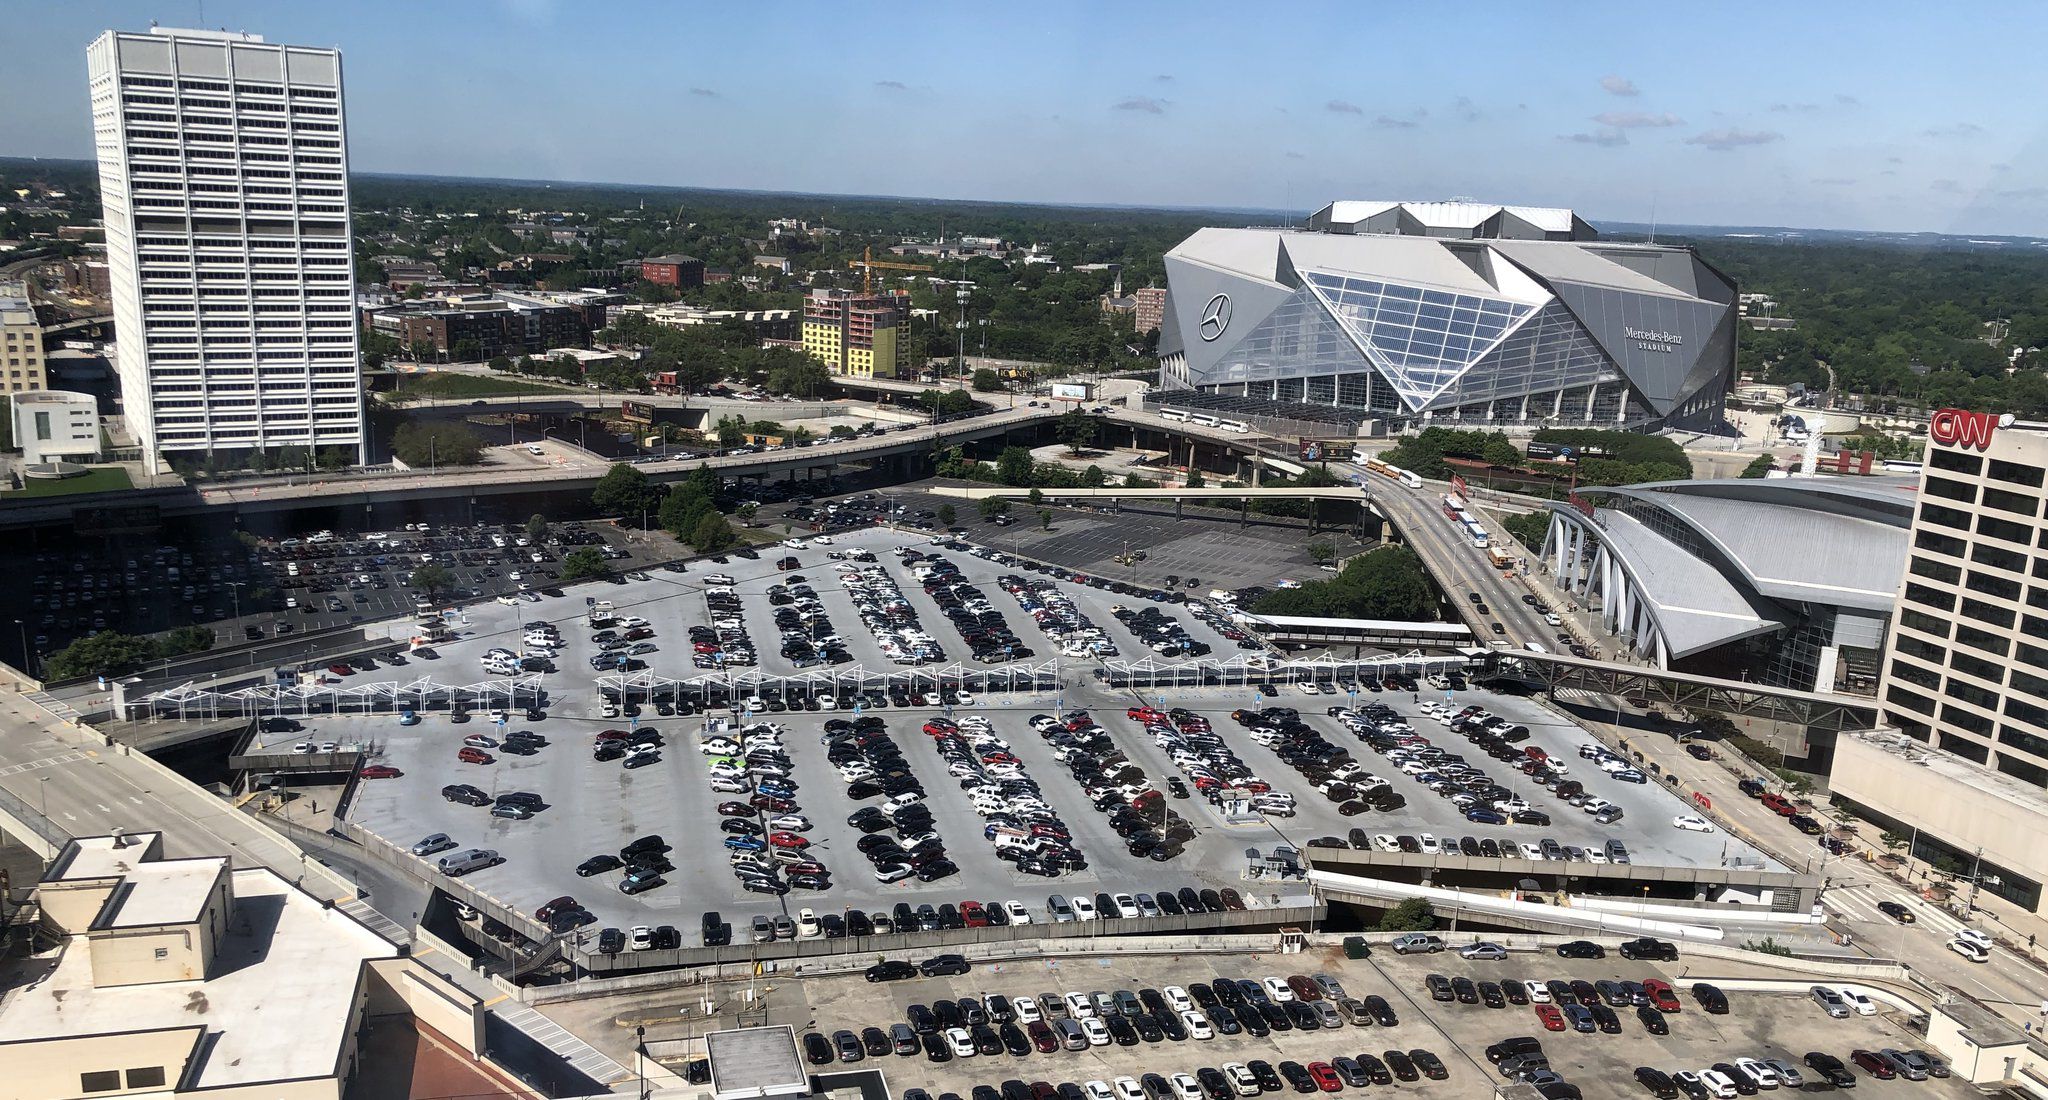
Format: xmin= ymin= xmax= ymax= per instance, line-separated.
xmin=88 ymin=27 xmax=363 ymax=473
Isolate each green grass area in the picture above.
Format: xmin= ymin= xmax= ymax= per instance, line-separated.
xmin=5 ymin=466 xmax=134 ymax=498
xmin=394 ymin=372 xmax=568 ymax=398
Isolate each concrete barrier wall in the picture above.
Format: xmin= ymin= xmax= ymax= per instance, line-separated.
xmin=528 ymin=930 xmax=1301 ymax=1006
xmin=565 ymin=902 xmax=1325 ymax=979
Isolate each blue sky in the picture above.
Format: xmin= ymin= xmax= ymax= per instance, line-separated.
xmin=6 ymin=0 xmax=2045 ymax=236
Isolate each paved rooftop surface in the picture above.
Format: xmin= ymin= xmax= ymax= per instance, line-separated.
xmin=0 ymin=867 xmax=395 ymax=1089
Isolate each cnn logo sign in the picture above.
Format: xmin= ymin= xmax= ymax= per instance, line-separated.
xmin=1930 ymin=408 xmax=2013 ymax=451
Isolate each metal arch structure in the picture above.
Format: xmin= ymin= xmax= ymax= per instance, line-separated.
xmin=594 ymin=659 xmax=1069 ymax=704
xmin=1099 ymin=651 xmax=1478 ymax=691
xmin=128 ymin=674 xmax=545 ymax=721
xmin=1489 ymin=651 xmax=1880 ymax=732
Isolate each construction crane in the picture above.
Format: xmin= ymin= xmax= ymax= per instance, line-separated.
xmin=848 ymin=246 xmax=934 ymax=293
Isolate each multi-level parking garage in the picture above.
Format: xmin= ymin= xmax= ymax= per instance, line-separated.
xmin=158 ymin=526 xmax=1780 ymax=971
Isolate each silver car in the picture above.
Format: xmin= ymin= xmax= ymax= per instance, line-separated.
xmin=1459 ymin=941 xmax=1509 ymax=960
xmin=1810 ymin=985 xmax=1851 ymax=1018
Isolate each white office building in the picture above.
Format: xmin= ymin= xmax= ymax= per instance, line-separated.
xmin=88 ymin=27 xmax=363 ymax=473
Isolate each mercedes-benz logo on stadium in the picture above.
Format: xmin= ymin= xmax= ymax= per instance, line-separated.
xmin=1198 ymin=293 xmax=1232 ymax=342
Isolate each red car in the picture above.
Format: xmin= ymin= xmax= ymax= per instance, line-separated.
xmin=594 ymin=729 xmax=631 ymax=742
xmin=359 ymin=764 xmax=402 ymax=779
xmin=1534 ymin=1004 xmax=1566 ymax=1031
xmin=1127 ymin=706 xmax=1166 ymax=722
xmin=327 ymin=663 xmax=354 ymax=676
xmin=1850 ymin=1049 xmax=1895 ymax=1079
xmin=717 ymin=801 xmax=757 ymax=817
xmin=1760 ymin=793 xmax=1797 ymax=816
xmin=534 ymin=895 xmax=577 ymax=920
xmin=960 ymin=901 xmax=991 ymax=927
xmin=1642 ymin=979 xmax=1681 ymax=1012
xmin=768 ymin=831 xmax=809 ymax=849
xmin=1028 ymin=1021 xmax=1059 ymax=1053
xmin=751 ymin=794 xmax=796 ymax=813
xmin=1306 ymin=1063 xmax=1342 ymax=1092
xmin=457 ymin=747 xmax=493 ymax=764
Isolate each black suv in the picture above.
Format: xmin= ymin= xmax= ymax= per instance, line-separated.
xmin=1618 ymin=937 xmax=1678 ymax=961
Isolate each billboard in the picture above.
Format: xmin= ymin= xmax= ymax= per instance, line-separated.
xmin=1050 ymin=382 xmax=1095 ymax=401
xmin=620 ymin=400 xmax=656 ymax=424
xmin=1526 ymin=440 xmax=1575 ymax=462
xmin=1298 ymin=439 xmax=1354 ymax=462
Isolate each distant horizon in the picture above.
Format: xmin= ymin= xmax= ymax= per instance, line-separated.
xmin=9 ymin=153 xmax=2046 ymax=248
xmin=3 ymin=4 xmax=2042 ymax=237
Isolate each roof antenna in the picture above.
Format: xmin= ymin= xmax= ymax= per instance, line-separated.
xmin=1647 ymin=189 xmax=1659 ymax=244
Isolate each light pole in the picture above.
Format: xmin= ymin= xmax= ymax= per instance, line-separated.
xmin=13 ymin=618 xmax=27 ymax=675
xmin=38 ymin=776 xmax=49 ymax=817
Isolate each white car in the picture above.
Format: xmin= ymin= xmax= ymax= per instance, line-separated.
xmin=1081 ymin=1017 xmax=1110 ymax=1046
xmin=812 ymin=535 xmax=834 ymax=545
xmin=795 ymin=908 xmax=821 ymax=938
xmin=1112 ymin=1078 xmax=1144 ymax=1100
xmin=1164 ymin=985 xmax=1195 ymax=1012
xmin=1070 ymin=896 xmax=1098 ymax=921
xmin=1834 ymin=986 xmax=1877 ymax=1016
xmin=767 ymin=814 xmax=810 ymax=832
xmin=1112 ymin=893 xmax=1141 ymax=919
xmin=1733 ymin=1058 xmax=1779 ymax=1090
xmin=1003 ymin=900 xmax=1032 ymax=924
xmin=628 ymin=925 xmax=654 ymax=951
xmin=1673 ymin=814 xmax=1716 ymax=833
xmin=1167 ymin=1074 xmax=1202 ymax=1100
xmin=1013 ymin=995 xmax=1043 ymax=1024
xmin=1949 ymin=937 xmax=1990 ymax=962
xmin=1954 ymin=927 xmax=1994 ymax=950
xmin=699 ymin=738 xmax=740 ymax=755
xmin=1223 ymin=1065 xmax=1260 ymax=1098
xmin=945 ymin=1026 xmax=977 ymax=1057
xmin=1083 ymin=1082 xmax=1113 ymax=1100
xmin=1371 ymin=834 xmax=1402 ymax=853
xmin=1524 ymin=980 xmax=1552 ymax=1004
xmin=1181 ymin=1010 xmax=1213 ymax=1040
xmin=781 ymin=538 xmax=809 ymax=549
xmin=1261 ymin=976 xmax=1294 ymax=1002
xmin=1065 ymin=991 xmax=1095 ymax=1018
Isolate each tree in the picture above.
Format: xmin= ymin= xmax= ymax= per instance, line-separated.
xmin=735 ymin=503 xmax=758 ymax=526
xmin=1308 ymin=542 xmax=1336 ymax=566
xmin=1027 ymin=487 xmax=1044 ymax=506
xmin=1057 ymin=409 xmax=1097 ymax=454
xmin=560 ymin=547 xmax=609 ymax=581
xmin=937 ymin=503 xmax=957 ymax=527
xmin=160 ymin=625 xmax=214 ymax=657
xmin=1185 ymin=467 xmax=1205 ymax=489
xmin=1481 ymin=434 xmax=1522 ymax=468
xmin=659 ymin=482 xmax=716 ymax=539
xmin=391 ymin=421 xmax=485 ymax=468
xmin=1881 ymin=831 xmax=1910 ymax=858
xmin=1740 ymin=454 xmax=1776 ymax=479
xmin=317 ymin=447 xmax=351 ymax=471
xmin=591 ymin=462 xmax=653 ymax=519
xmin=714 ymin=414 xmax=748 ymax=448
xmin=1501 ymin=510 xmax=1549 ymax=552
xmin=525 ymin=513 xmax=549 ymax=544
xmin=488 ymin=355 xmax=514 ymax=372
xmin=411 ymin=563 xmax=455 ymax=601
xmin=971 ymin=368 xmax=1006 ymax=392
xmin=1251 ymin=545 xmax=1436 ymax=621
xmin=43 ymin=631 xmax=162 ymax=680
xmin=689 ymin=510 xmax=738 ymax=553
xmin=977 ymin=496 xmax=1012 ymax=521
xmin=1375 ymin=898 xmax=1436 ymax=933
xmin=995 ymin=446 xmax=1035 ymax=486
xmin=1081 ymin=465 xmax=1106 ymax=488
xmin=1039 ymin=508 xmax=1053 ymax=530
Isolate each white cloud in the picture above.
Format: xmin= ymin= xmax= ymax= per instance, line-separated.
xmin=1600 ymin=75 xmax=1639 ymax=96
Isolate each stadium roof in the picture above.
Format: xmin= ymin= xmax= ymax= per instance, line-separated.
xmin=1308 ymin=199 xmax=1588 ymax=238
xmin=1586 ymin=508 xmax=1784 ymax=658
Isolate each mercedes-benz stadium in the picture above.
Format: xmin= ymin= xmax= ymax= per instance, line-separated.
xmin=1155 ymin=200 xmax=1738 ymax=432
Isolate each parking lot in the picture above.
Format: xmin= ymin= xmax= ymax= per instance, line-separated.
xmin=745 ymin=943 xmax=1967 ymax=1099
xmin=318 ymin=528 xmax=1766 ymax=941
xmin=4 ymin=517 xmax=665 ymax=671
xmin=852 ymin=486 xmax=1375 ymax=597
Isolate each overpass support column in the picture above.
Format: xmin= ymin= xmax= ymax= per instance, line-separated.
xmin=1239 ymin=498 xmax=1249 ymax=529
xmin=1175 ymin=498 xmax=1184 ymax=521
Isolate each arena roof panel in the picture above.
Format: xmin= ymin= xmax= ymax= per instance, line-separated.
xmin=1588 ymin=509 xmax=1783 ymax=658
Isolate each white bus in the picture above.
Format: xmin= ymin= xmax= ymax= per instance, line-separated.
xmin=1190 ymin=413 xmax=1221 ymax=428
xmin=1159 ymin=408 xmax=1190 ymax=422
xmin=1217 ymin=419 xmax=1251 ymax=434
xmin=1464 ymin=522 xmax=1489 ymax=549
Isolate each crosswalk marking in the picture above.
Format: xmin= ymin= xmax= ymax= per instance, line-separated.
xmin=0 ymin=751 xmax=86 ymax=777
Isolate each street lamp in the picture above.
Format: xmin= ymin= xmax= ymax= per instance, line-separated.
xmin=13 ymin=618 xmax=27 ymax=675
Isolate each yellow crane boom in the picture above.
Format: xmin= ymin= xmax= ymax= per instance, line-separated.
xmin=848 ymin=246 xmax=934 ymax=292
